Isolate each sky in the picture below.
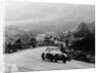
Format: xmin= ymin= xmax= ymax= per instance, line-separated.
xmin=5 ymin=1 xmax=95 ymax=26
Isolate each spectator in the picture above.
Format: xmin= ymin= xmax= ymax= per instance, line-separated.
xmin=29 ymin=38 xmax=37 ymax=48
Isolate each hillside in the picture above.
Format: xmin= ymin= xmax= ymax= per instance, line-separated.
xmin=72 ymin=21 xmax=95 ymax=38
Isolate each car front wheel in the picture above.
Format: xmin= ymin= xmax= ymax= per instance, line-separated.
xmin=62 ymin=55 xmax=66 ymax=63
xmin=55 ymin=54 xmax=58 ymax=62
xmin=41 ymin=53 xmax=45 ymax=61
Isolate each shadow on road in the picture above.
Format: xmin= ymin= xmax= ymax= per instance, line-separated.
xmin=42 ymin=59 xmax=71 ymax=64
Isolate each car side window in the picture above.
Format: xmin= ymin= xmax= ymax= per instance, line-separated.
xmin=46 ymin=48 xmax=50 ymax=52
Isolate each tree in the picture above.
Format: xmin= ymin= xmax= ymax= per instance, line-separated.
xmin=29 ymin=38 xmax=37 ymax=48
xmin=6 ymin=42 xmax=13 ymax=53
xmin=14 ymin=38 xmax=22 ymax=50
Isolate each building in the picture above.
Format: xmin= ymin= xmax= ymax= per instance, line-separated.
xmin=36 ymin=34 xmax=46 ymax=42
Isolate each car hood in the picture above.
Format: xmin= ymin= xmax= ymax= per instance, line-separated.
xmin=45 ymin=51 xmax=67 ymax=57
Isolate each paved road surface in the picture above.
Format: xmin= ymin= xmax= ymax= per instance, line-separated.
xmin=5 ymin=47 xmax=95 ymax=72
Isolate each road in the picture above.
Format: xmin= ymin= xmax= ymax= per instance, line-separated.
xmin=5 ymin=47 xmax=95 ymax=72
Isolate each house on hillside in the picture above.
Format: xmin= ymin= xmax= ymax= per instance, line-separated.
xmin=36 ymin=34 xmax=46 ymax=42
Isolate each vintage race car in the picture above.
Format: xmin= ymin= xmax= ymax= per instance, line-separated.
xmin=41 ymin=46 xmax=71 ymax=63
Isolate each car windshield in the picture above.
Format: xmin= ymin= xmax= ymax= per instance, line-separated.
xmin=46 ymin=47 xmax=60 ymax=52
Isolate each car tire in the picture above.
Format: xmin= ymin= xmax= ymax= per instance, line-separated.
xmin=55 ymin=54 xmax=58 ymax=62
xmin=63 ymin=60 xmax=66 ymax=63
xmin=62 ymin=55 xmax=66 ymax=63
xmin=41 ymin=53 xmax=45 ymax=61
